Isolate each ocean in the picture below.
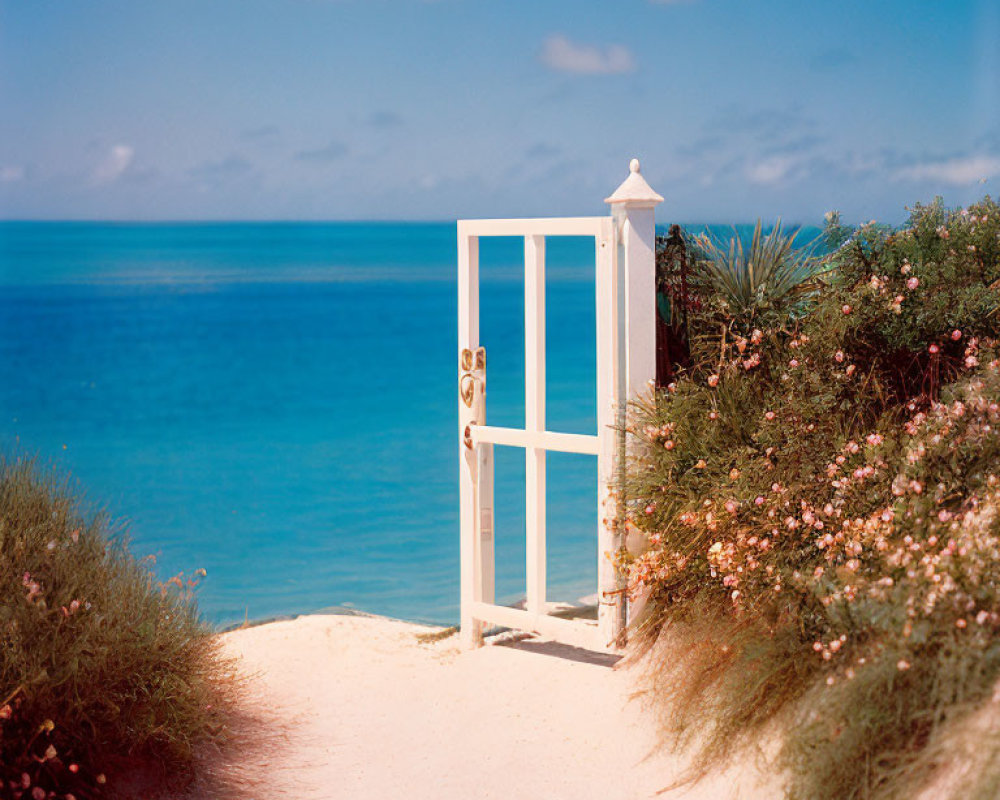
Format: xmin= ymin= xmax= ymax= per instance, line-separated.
xmin=0 ymin=220 xmax=823 ymax=628
xmin=0 ymin=221 xmax=606 ymax=627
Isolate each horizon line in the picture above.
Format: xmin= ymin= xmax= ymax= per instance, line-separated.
xmin=0 ymin=216 xmax=829 ymax=227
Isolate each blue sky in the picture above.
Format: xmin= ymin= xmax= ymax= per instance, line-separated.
xmin=1 ymin=0 xmax=998 ymax=223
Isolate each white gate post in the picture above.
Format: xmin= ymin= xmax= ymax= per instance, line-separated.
xmin=458 ymin=228 xmax=495 ymax=648
xmin=602 ymin=158 xmax=663 ymax=640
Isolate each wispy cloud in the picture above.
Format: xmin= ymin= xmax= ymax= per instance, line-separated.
xmin=93 ymin=144 xmax=134 ymax=183
xmin=0 ymin=165 xmax=24 ymax=183
xmin=188 ymin=155 xmax=253 ymax=182
xmin=241 ymin=125 xmax=281 ymax=142
xmin=894 ymin=155 xmax=1000 ymax=185
xmin=524 ymin=143 xmax=561 ymax=160
xmin=540 ymin=34 xmax=636 ymax=75
xmin=367 ymin=111 xmax=402 ymax=128
xmin=294 ymin=140 xmax=349 ymax=162
xmin=745 ymin=155 xmax=802 ymax=185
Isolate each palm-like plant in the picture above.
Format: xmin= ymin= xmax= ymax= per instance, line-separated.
xmin=692 ymin=219 xmax=827 ymax=325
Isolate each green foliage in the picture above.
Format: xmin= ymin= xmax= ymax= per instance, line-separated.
xmin=691 ymin=218 xmax=827 ymax=331
xmin=0 ymin=458 xmax=238 ymax=799
xmin=624 ymin=198 xmax=1000 ymax=799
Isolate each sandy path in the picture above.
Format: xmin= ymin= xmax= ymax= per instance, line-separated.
xmin=213 ymin=614 xmax=778 ymax=800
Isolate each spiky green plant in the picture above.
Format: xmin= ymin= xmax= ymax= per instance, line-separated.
xmin=692 ymin=219 xmax=827 ymax=327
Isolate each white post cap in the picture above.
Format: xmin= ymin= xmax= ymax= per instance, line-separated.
xmin=604 ymin=158 xmax=664 ymax=207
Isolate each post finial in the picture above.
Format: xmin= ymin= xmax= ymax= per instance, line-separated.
xmin=605 ymin=157 xmax=663 ymax=207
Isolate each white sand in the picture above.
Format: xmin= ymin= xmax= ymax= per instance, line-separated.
xmin=213 ymin=613 xmax=781 ymax=800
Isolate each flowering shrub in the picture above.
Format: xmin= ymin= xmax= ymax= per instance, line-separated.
xmin=624 ymin=198 xmax=1000 ymax=799
xmin=0 ymin=458 xmax=238 ymax=799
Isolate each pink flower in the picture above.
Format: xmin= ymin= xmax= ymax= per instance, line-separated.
xmin=842 ymin=304 xmax=852 ymax=315
xmin=765 ymin=410 xmax=775 ymax=420
xmin=755 ymin=496 xmax=765 ymax=506
xmin=724 ymin=500 xmax=738 ymax=514
xmin=951 ymin=329 xmax=962 ymax=341
xmin=906 ymin=277 xmax=919 ymax=290
xmin=707 ymin=374 xmax=719 ymax=387
xmin=929 ymin=344 xmax=940 ymax=354
xmin=866 ymin=433 xmax=883 ymax=446
xmin=900 ymin=262 xmax=911 ymax=275
xmin=663 ymin=440 xmax=674 ymax=450
xmin=956 ymin=618 xmax=967 ymax=629
xmin=897 ymin=659 xmax=911 ymax=671
xmin=834 ymin=350 xmax=845 ymax=362
xmin=644 ymin=505 xmax=655 ymax=515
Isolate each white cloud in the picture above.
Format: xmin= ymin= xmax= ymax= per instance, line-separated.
xmin=745 ymin=155 xmax=799 ymax=185
xmin=540 ymin=35 xmax=636 ymax=75
xmin=93 ymin=144 xmax=135 ymax=183
xmin=0 ymin=165 xmax=24 ymax=183
xmin=895 ymin=155 xmax=1000 ymax=185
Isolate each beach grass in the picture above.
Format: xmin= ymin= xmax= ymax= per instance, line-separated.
xmin=0 ymin=457 xmax=243 ymax=798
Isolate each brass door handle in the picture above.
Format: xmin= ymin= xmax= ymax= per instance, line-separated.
xmin=460 ymin=374 xmax=476 ymax=407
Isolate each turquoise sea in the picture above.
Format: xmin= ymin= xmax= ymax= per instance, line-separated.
xmin=0 ymin=221 xmax=821 ymax=627
xmin=0 ymin=222 xmax=610 ymax=627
